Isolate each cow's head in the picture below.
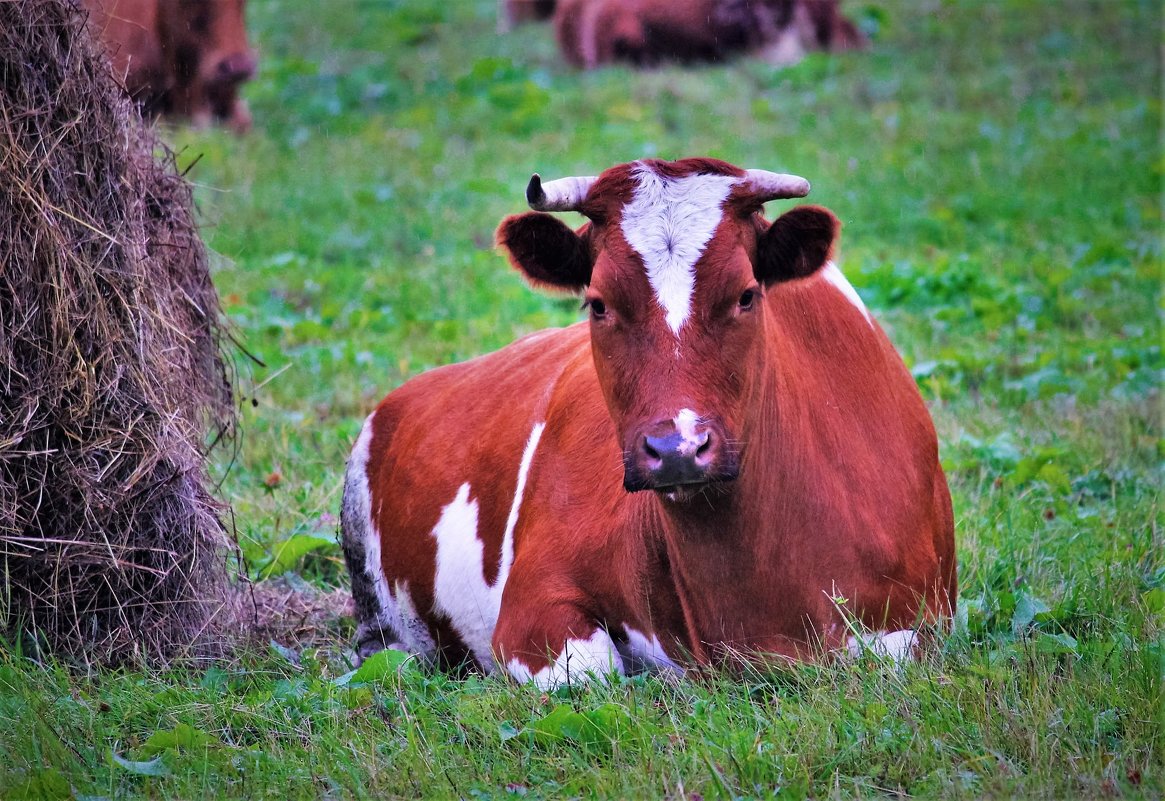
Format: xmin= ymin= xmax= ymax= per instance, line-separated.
xmin=166 ymin=0 xmax=256 ymax=93
xmin=498 ymin=158 xmax=839 ymax=498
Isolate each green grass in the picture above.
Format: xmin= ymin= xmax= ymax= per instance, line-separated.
xmin=2 ymin=0 xmax=1162 ymax=797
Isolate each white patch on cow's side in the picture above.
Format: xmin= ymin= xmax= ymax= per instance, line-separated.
xmin=429 ymin=422 xmax=546 ymax=671
xmin=619 ymin=626 xmax=684 ymax=676
xmin=506 ymin=629 xmax=624 ymax=690
xmin=430 ymin=483 xmax=492 ymax=665
xmin=500 ymin=422 xmax=546 ymax=580
xmin=620 ymin=164 xmax=738 ymax=336
xmin=846 ymin=629 xmax=918 ymax=662
xmin=821 ymin=261 xmax=873 ymax=327
xmin=344 ymin=411 xmax=437 ymax=662
xmin=345 ymin=414 xmax=408 ymax=650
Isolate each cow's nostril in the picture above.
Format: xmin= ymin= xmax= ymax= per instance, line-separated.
xmin=216 ymin=54 xmax=256 ymax=82
xmin=694 ymin=429 xmax=716 ymax=465
xmin=643 ymin=440 xmax=661 ymax=461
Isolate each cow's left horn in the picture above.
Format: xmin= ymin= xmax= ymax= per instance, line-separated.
xmin=740 ymin=170 xmax=811 ymax=202
xmin=526 ymin=173 xmax=597 ymax=212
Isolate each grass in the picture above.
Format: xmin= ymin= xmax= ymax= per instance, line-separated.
xmin=2 ymin=0 xmax=1162 ymax=797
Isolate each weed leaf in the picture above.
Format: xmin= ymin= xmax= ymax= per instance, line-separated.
xmin=1011 ymin=592 xmax=1051 ymax=635
xmin=259 ymin=533 xmax=335 ymax=579
xmin=111 ymin=751 xmax=170 ymax=777
xmin=141 ymin=722 xmax=222 ymax=755
xmin=333 ymin=648 xmax=415 ymax=686
xmin=1035 ymin=632 xmax=1079 ymax=655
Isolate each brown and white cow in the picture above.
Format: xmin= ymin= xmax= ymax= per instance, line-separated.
xmin=341 ymin=158 xmax=955 ymax=688
xmin=554 ymin=0 xmax=867 ymax=70
xmin=83 ymin=0 xmax=256 ymax=132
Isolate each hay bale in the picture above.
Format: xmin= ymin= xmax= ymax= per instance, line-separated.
xmin=0 ymin=0 xmax=236 ymax=665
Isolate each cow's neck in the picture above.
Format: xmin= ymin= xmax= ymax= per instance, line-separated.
xmin=649 ymin=340 xmax=809 ymax=662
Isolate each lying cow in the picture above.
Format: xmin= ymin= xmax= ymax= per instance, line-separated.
xmin=82 ymin=0 xmax=256 ymax=132
xmin=342 ymin=158 xmax=956 ymax=687
xmin=554 ymin=0 xmax=867 ymax=69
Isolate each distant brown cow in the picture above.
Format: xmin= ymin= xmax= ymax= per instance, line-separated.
xmin=83 ymin=0 xmax=256 ymax=132
xmin=554 ymin=0 xmax=866 ymax=70
xmin=498 ymin=0 xmax=557 ymax=32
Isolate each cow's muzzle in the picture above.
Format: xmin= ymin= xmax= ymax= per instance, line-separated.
xmin=211 ymin=51 xmax=257 ymax=85
xmin=623 ymin=417 xmax=739 ymax=494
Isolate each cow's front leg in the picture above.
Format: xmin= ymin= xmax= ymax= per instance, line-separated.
xmin=493 ymin=603 xmax=624 ymax=690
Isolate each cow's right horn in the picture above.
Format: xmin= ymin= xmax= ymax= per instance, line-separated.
xmin=740 ymin=170 xmax=811 ymax=202
xmin=526 ymin=173 xmax=597 ymax=212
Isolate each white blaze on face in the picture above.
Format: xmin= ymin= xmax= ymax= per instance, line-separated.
xmin=429 ymin=422 xmax=545 ymax=671
xmin=821 ymin=261 xmax=873 ymax=327
xmin=620 ymin=164 xmax=739 ymax=336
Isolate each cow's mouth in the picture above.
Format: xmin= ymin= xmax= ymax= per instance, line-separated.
xmin=623 ymin=460 xmax=740 ymax=496
xmin=656 ymin=483 xmax=709 ymax=503
xmin=651 ymin=474 xmax=739 ymax=502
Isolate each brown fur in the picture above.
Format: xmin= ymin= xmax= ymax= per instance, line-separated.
xmin=344 ymin=158 xmax=955 ymax=677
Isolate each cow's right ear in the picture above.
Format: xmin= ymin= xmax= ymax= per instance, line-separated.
xmin=496 ymin=212 xmax=593 ymax=292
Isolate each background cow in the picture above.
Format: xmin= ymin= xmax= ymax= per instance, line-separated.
xmin=497 ymin=0 xmax=557 ymax=32
xmin=341 ymin=158 xmax=955 ymax=687
xmin=554 ymin=0 xmax=867 ymax=69
xmin=83 ymin=0 xmax=256 ymax=132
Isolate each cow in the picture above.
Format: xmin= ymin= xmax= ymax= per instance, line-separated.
xmin=497 ymin=0 xmax=557 ymax=32
xmin=341 ymin=157 xmax=956 ymax=688
xmin=82 ymin=0 xmax=256 ymax=133
xmin=553 ymin=0 xmax=867 ymax=70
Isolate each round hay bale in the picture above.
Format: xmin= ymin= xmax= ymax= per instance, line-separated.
xmin=0 ymin=0 xmax=236 ymax=665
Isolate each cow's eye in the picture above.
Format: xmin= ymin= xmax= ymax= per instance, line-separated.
xmin=584 ymin=298 xmax=607 ymax=319
xmin=738 ymin=288 xmax=757 ymax=310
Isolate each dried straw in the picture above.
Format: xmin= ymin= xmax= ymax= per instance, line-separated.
xmin=0 ymin=0 xmax=237 ymax=666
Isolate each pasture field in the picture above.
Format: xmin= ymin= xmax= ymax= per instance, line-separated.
xmin=1 ymin=0 xmax=1161 ymax=797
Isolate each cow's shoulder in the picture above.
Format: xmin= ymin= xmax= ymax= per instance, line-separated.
xmin=365 ymin=322 xmax=591 ymax=526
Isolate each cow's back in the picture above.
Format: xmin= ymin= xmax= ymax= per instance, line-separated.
xmin=341 ymin=324 xmax=590 ymax=668
xmin=83 ymin=0 xmax=167 ymax=104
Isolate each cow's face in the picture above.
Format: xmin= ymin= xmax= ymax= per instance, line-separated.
xmin=499 ymin=158 xmax=838 ymax=498
xmin=169 ymin=0 xmax=256 ymax=89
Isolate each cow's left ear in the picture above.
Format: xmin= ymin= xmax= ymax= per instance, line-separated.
xmin=754 ymin=205 xmax=840 ymax=285
xmin=496 ymin=212 xmax=593 ymax=292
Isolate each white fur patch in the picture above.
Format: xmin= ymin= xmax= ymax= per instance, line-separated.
xmin=822 ymin=261 xmax=873 ymax=326
xmin=846 ymin=629 xmax=918 ymax=662
xmin=346 ymin=413 xmax=435 ymax=659
xmin=430 ymin=483 xmax=494 ymax=665
xmin=500 ymin=422 xmax=546 ymax=581
xmin=620 ymin=164 xmax=738 ymax=336
xmin=507 ymin=629 xmax=624 ymax=689
xmin=428 ymin=422 xmax=546 ymax=670
xmin=619 ymin=626 xmax=683 ymax=676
